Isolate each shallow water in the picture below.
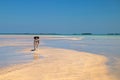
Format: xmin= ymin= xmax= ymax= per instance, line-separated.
xmin=0 ymin=35 xmax=120 ymax=66
xmin=0 ymin=35 xmax=33 ymax=68
xmin=42 ymin=35 xmax=120 ymax=57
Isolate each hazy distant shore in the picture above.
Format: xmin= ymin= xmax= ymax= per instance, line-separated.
xmin=0 ymin=33 xmax=120 ymax=35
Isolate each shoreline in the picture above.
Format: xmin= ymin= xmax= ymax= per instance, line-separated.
xmin=0 ymin=47 xmax=117 ymax=80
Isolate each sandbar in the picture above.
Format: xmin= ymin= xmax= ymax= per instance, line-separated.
xmin=0 ymin=47 xmax=117 ymax=80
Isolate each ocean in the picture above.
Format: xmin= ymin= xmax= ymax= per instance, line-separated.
xmin=0 ymin=35 xmax=120 ymax=78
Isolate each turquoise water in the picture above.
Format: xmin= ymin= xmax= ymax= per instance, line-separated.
xmin=42 ymin=35 xmax=120 ymax=57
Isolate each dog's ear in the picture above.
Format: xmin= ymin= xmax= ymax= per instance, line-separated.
xmin=37 ymin=37 xmax=39 ymax=39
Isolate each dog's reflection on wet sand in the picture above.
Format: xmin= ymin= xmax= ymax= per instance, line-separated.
xmin=33 ymin=51 xmax=44 ymax=60
xmin=33 ymin=51 xmax=39 ymax=60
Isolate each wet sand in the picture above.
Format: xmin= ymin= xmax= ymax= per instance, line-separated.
xmin=0 ymin=47 xmax=117 ymax=80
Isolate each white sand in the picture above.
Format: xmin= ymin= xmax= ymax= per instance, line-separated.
xmin=0 ymin=47 xmax=117 ymax=80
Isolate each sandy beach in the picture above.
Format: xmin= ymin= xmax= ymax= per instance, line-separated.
xmin=0 ymin=35 xmax=120 ymax=80
xmin=0 ymin=47 xmax=117 ymax=80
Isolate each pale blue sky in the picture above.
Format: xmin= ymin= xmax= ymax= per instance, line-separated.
xmin=0 ymin=0 xmax=120 ymax=34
